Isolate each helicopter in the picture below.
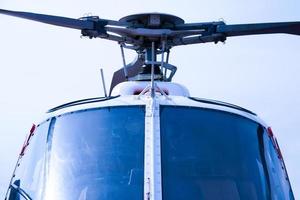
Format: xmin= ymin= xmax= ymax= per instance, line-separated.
xmin=0 ymin=8 xmax=299 ymax=200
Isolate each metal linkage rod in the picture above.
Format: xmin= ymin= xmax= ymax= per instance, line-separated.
xmin=151 ymin=42 xmax=155 ymax=97
xmin=120 ymin=44 xmax=129 ymax=80
xmin=164 ymin=50 xmax=170 ymax=78
xmin=161 ymin=40 xmax=166 ymax=75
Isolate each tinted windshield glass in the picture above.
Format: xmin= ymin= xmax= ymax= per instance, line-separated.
xmin=160 ymin=106 xmax=268 ymax=200
xmin=13 ymin=121 xmax=50 ymax=199
xmin=45 ymin=106 xmax=145 ymax=200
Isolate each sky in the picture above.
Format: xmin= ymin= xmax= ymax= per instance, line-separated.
xmin=0 ymin=0 xmax=299 ymax=198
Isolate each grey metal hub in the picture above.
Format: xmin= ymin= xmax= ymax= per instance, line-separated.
xmin=119 ymin=13 xmax=185 ymax=28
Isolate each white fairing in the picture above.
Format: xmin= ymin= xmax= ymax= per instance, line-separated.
xmin=44 ymin=81 xmax=265 ymax=127
xmin=111 ymin=81 xmax=190 ymax=97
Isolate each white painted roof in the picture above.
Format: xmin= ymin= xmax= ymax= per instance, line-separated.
xmin=31 ymin=81 xmax=267 ymax=127
xmin=111 ymin=81 xmax=190 ymax=97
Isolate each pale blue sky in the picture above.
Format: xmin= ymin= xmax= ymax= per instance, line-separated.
xmin=0 ymin=0 xmax=299 ymax=198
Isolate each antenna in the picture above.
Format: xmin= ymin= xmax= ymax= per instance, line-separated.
xmin=100 ymin=68 xmax=108 ymax=98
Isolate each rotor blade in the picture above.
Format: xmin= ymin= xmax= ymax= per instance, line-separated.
xmin=217 ymin=22 xmax=300 ymax=37
xmin=0 ymin=9 xmax=95 ymax=30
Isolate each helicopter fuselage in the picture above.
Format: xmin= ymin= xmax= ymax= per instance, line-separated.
xmin=6 ymin=81 xmax=294 ymax=200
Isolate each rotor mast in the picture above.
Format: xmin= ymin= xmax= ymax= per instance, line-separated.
xmin=118 ymin=13 xmax=180 ymax=83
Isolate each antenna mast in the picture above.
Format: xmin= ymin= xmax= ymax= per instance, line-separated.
xmin=100 ymin=68 xmax=108 ymax=98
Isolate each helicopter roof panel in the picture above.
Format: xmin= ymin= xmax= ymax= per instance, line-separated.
xmin=40 ymin=94 xmax=266 ymax=128
xmin=111 ymin=81 xmax=190 ymax=97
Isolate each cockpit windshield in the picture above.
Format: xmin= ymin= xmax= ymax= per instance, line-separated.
xmin=160 ymin=106 xmax=269 ymax=200
xmin=44 ymin=106 xmax=145 ymax=200
xmin=12 ymin=104 xmax=294 ymax=200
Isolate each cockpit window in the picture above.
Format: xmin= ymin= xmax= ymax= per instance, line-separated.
xmin=160 ymin=106 xmax=269 ymax=200
xmin=44 ymin=106 xmax=145 ymax=200
xmin=12 ymin=121 xmax=50 ymax=199
xmin=263 ymin=133 xmax=294 ymax=199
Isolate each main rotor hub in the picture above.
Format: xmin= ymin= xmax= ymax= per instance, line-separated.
xmin=119 ymin=13 xmax=185 ymax=28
